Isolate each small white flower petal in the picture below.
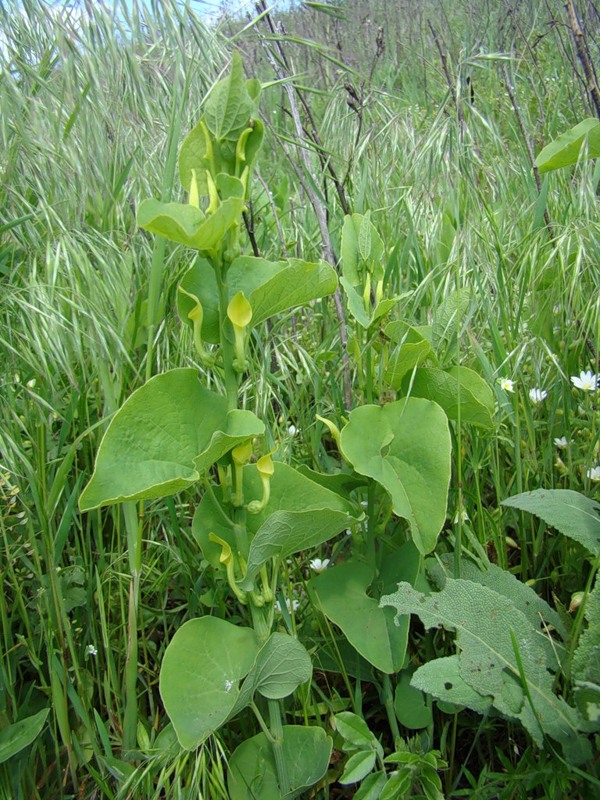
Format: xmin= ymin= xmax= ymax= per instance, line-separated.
xmin=499 ymin=378 xmax=514 ymax=392
xmin=310 ymin=558 xmax=330 ymax=573
xmin=553 ymin=436 xmax=569 ymax=448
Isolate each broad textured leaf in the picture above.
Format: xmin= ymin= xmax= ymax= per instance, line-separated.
xmin=535 ymin=118 xmax=600 ymax=173
xmin=401 ymin=366 xmax=495 ymax=428
xmin=178 ymin=256 xmax=337 ymax=343
xmin=80 ymin=369 xmax=264 ymax=511
xmin=502 ymin=489 xmax=600 ymax=556
xmin=381 ymin=579 xmax=590 ymax=762
xmin=228 ymin=725 xmax=332 ymax=800
xmin=159 ymin=617 xmax=259 ymax=749
xmin=410 ymin=655 xmax=493 ymax=714
xmin=340 ymin=398 xmax=451 ymax=554
xmin=0 ymin=709 xmax=49 ymax=764
xmin=137 ymin=192 xmax=243 ymax=251
xmin=572 ymin=578 xmax=600 ymax=686
xmin=430 ymin=554 xmax=567 ymax=639
xmin=310 ymin=545 xmax=419 ymax=673
xmin=341 ymin=212 xmax=384 ymax=286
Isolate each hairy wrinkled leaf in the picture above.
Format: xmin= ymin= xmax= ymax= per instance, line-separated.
xmin=381 ymin=579 xmax=590 ymax=763
xmin=502 ymin=489 xmax=600 ymax=556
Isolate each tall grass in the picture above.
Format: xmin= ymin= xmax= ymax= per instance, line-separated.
xmin=1 ymin=0 xmax=599 ymax=797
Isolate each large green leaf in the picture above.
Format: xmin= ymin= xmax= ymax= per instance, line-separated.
xmin=137 ymin=190 xmax=243 ymax=252
xmin=178 ymin=256 xmax=337 ymax=343
xmin=410 ymin=655 xmax=493 ymax=715
xmin=0 ymin=709 xmax=49 ymax=764
xmin=381 ymin=579 xmax=591 ymax=763
xmin=194 ymin=462 xmax=360 ymax=573
xmin=340 ymin=398 xmax=451 ymax=554
xmin=401 ymin=366 xmax=495 ymax=428
xmin=502 ymin=489 xmax=600 ymax=556
xmin=310 ymin=562 xmax=405 ymax=673
xmin=80 ymin=369 xmax=264 ymax=511
xmin=340 ymin=212 xmax=384 ymax=286
xmin=228 ymin=725 xmax=332 ymax=800
xmin=535 ymin=118 xmax=600 ymax=174
xmin=310 ymin=543 xmax=420 ymax=673
xmin=159 ymin=617 xmax=259 ymax=749
xmin=383 ymin=324 xmax=432 ymax=389
xmin=237 ymin=465 xmax=361 ymax=591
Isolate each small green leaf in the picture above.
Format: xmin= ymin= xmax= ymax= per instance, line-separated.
xmin=339 ymin=750 xmax=377 ymax=785
xmin=159 ymin=617 xmax=259 ymax=749
xmin=178 ymin=117 xmax=210 ymax=194
xmin=228 ymin=725 xmax=332 ymax=800
xmin=394 ymin=670 xmax=433 ymax=729
xmin=334 ymin=711 xmax=378 ymax=750
xmin=353 ymin=771 xmax=388 ymax=800
xmin=502 ymin=489 xmax=600 ymax=556
xmin=535 ymin=118 xmax=600 ymax=174
xmin=0 ymin=709 xmax=49 ymax=764
xmin=205 ymin=52 xmax=258 ymax=141
xmin=80 ymin=369 xmax=264 ymax=511
xmin=340 ymin=398 xmax=451 ymax=554
xmin=410 ymin=655 xmax=493 ymax=714
xmin=380 ymin=770 xmax=412 ymax=800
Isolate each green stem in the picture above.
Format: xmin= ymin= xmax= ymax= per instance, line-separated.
xmin=381 ymin=672 xmax=401 ymax=744
xmin=268 ymin=698 xmax=290 ymax=795
xmin=122 ymin=500 xmax=142 ymax=754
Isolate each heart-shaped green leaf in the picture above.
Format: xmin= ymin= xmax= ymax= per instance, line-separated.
xmin=79 ymin=369 xmax=264 ymax=511
xmin=205 ymin=51 xmax=259 ymax=141
xmin=159 ymin=617 xmax=259 ymax=749
xmin=310 ymin=544 xmax=419 ymax=673
xmin=228 ymin=633 xmax=312 ymax=722
xmin=340 ymin=398 xmax=451 ymax=554
xmin=228 ymin=725 xmax=332 ymax=800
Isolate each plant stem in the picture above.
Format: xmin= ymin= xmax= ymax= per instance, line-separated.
xmin=268 ymin=698 xmax=290 ymax=795
xmin=381 ymin=672 xmax=401 ymax=744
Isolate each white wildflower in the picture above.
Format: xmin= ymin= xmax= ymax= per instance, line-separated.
xmin=499 ymin=378 xmax=514 ymax=392
xmin=553 ymin=437 xmax=569 ymax=449
xmin=586 ymin=466 xmax=600 ymax=482
xmin=528 ymin=388 xmax=547 ymax=404
xmin=275 ymin=598 xmax=300 ymax=614
xmin=86 ymin=644 xmax=98 ymax=657
xmin=571 ymin=371 xmax=598 ymax=391
xmin=309 ymin=558 xmax=330 ymax=573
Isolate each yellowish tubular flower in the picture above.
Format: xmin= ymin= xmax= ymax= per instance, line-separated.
xmin=232 ymin=440 xmax=253 ymax=466
xmin=316 ymin=414 xmax=342 ymax=450
xmin=375 ymin=277 xmax=384 ymax=305
xmin=208 ymin=532 xmax=247 ymax=605
xmin=178 ymin=287 xmax=214 ymax=365
xmin=231 ymin=440 xmax=253 ymax=507
xmin=189 ymin=168 xmax=200 ymax=209
xmin=199 ymin=118 xmax=215 ymax=171
xmin=227 ymin=291 xmax=253 ymax=371
xmin=362 ymin=272 xmax=372 ymax=309
xmin=206 ymin=170 xmax=219 ymax=214
xmin=247 ymin=454 xmax=274 ymax=515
